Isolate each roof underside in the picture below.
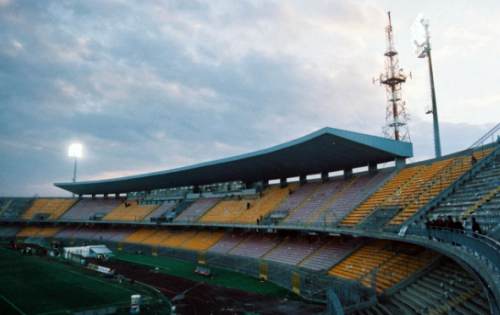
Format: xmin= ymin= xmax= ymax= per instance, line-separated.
xmin=55 ymin=127 xmax=412 ymax=195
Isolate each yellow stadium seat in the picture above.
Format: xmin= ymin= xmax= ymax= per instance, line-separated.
xmin=235 ymin=186 xmax=291 ymax=223
xmin=125 ymin=228 xmax=158 ymax=244
xmin=182 ymin=231 xmax=225 ymax=251
xmin=199 ymin=200 xmax=249 ymax=223
xmin=22 ymin=199 xmax=76 ymax=220
xmin=340 ymin=149 xmax=494 ymax=227
xmin=141 ymin=230 xmax=173 ymax=246
xmin=340 ymin=167 xmax=423 ymax=226
xmin=389 ymin=151 xmax=492 ymax=225
xmin=199 ymin=186 xmax=290 ymax=224
xmin=104 ymin=201 xmax=158 ymax=221
xmin=17 ymin=226 xmax=61 ymax=238
xmin=367 ymin=250 xmax=435 ymax=293
xmin=329 ymin=241 xmax=434 ymax=293
xmin=17 ymin=226 xmax=43 ymax=237
xmin=161 ymin=230 xmax=198 ymax=248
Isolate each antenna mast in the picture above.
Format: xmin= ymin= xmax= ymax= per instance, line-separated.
xmin=377 ymin=11 xmax=410 ymax=141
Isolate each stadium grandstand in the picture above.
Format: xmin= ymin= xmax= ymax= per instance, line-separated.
xmin=1 ymin=125 xmax=500 ymax=314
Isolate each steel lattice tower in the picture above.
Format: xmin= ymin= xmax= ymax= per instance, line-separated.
xmin=377 ymin=12 xmax=410 ymax=141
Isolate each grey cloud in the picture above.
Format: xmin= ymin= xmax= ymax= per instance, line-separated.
xmin=0 ymin=1 xmax=495 ymax=196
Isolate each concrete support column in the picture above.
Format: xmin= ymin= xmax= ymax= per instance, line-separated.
xmin=252 ymin=181 xmax=265 ymax=193
xmin=395 ymin=157 xmax=406 ymax=169
xmin=115 ymin=193 xmax=120 ymax=199
xmin=262 ymin=180 xmax=270 ymax=190
xmin=368 ymin=162 xmax=378 ymax=175
xmin=321 ymin=171 xmax=329 ymax=183
xmin=103 ymin=193 xmax=108 ymax=199
xmin=299 ymin=175 xmax=307 ymax=185
xmin=344 ymin=168 xmax=353 ymax=179
xmin=280 ymin=178 xmax=287 ymax=188
xmin=91 ymin=194 xmax=96 ymax=199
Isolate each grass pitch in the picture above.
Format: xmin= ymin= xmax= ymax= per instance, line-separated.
xmin=0 ymin=248 xmax=141 ymax=315
xmin=114 ymin=251 xmax=290 ymax=297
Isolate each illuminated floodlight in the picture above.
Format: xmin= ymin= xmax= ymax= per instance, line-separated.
xmin=411 ymin=13 xmax=430 ymax=58
xmin=68 ymin=143 xmax=83 ymax=158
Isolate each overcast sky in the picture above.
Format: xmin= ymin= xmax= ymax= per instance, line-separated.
xmin=1 ymin=0 xmax=499 ymax=196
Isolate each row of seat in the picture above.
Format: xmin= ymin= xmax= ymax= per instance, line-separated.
xmin=0 ymin=171 xmax=393 ymax=226
xmin=120 ymin=226 xmax=436 ymax=293
xmin=174 ymin=198 xmax=219 ymax=222
xmin=5 ymin=224 xmax=490 ymax=309
xmin=426 ymin=153 xmax=500 ymax=233
xmin=22 ymin=199 xmax=77 ymax=220
xmin=124 ymin=228 xmax=226 ymax=251
xmin=329 ymin=240 xmax=435 ymax=293
xmin=8 ymin=225 xmax=360 ymax=272
xmin=3 ymin=147 xmax=496 ymax=230
xmin=284 ymin=181 xmax=345 ymax=224
xmin=102 ymin=201 xmax=158 ymax=221
xmin=387 ymin=158 xmax=456 ymax=225
xmin=188 ymin=170 xmax=393 ymax=226
xmin=320 ymin=171 xmax=392 ymax=225
xmin=199 ymin=186 xmax=290 ymax=224
xmin=61 ymin=198 xmax=122 ymax=220
xmin=16 ymin=226 xmax=61 ymax=238
xmin=4 ymin=198 xmax=180 ymax=223
xmin=0 ymin=198 xmax=33 ymax=219
xmin=329 ymin=240 xmax=396 ymax=280
xmin=366 ymin=250 xmax=436 ymax=293
xmin=389 ymin=151 xmax=493 ymax=225
xmin=263 ymin=236 xmax=325 ymax=265
xmin=341 ymin=149 xmax=493 ymax=227
xmin=277 ymin=171 xmax=392 ymax=226
xmin=299 ymin=238 xmax=360 ymax=271
xmin=341 ymin=167 xmax=422 ymax=226
xmin=57 ymin=227 xmax=132 ymax=242
xmin=350 ymin=259 xmax=490 ymax=315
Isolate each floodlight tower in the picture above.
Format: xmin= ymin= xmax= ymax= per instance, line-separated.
xmin=412 ymin=15 xmax=442 ymax=157
xmin=68 ymin=143 xmax=83 ymax=197
xmin=376 ymin=12 xmax=410 ymax=142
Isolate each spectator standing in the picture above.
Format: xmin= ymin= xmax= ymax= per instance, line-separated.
xmin=471 ymin=217 xmax=482 ymax=235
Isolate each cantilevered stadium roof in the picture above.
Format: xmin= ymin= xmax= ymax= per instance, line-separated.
xmin=55 ymin=127 xmax=412 ymax=195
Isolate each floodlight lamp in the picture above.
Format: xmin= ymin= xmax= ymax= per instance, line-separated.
xmin=411 ymin=14 xmax=428 ymax=45
xmin=68 ymin=143 xmax=83 ymax=158
xmin=411 ymin=14 xmax=430 ymax=58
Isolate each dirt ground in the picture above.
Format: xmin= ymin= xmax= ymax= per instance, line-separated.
xmin=100 ymin=259 xmax=325 ymax=315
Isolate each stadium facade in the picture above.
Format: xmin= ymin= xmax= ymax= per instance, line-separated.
xmin=1 ymin=125 xmax=499 ymax=315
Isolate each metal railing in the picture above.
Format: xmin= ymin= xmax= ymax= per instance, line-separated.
xmin=407 ymin=226 xmax=500 ymax=314
xmin=401 ymin=143 xmax=500 ymax=229
xmin=469 ymin=122 xmax=500 ymax=149
xmin=408 ymin=226 xmax=500 ymax=270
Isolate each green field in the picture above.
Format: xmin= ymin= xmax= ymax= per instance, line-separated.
xmin=0 ymin=248 xmax=161 ymax=315
xmin=114 ymin=252 xmax=291 ymax=297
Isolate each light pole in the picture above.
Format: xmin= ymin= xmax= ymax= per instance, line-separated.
xmin=68 ymin=143 xmax=83 ymax=197
xmin=412 ymin=15 xmax=442 ymax=158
